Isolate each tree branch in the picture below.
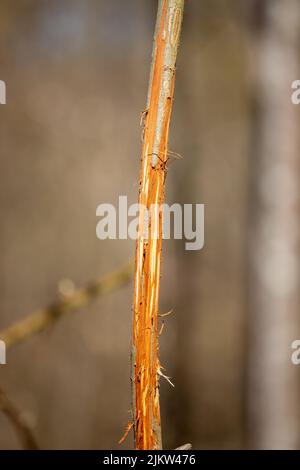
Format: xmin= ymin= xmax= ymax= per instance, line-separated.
xmin=0 ymin=387 xmax=39 ymax=450
xmin=0 ymin=262 xmax=133 ymax=348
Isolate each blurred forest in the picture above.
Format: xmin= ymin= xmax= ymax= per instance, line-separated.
xmin=0 ymin=0 xmax=300 ymax=450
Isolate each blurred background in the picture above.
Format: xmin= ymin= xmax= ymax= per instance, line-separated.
xmin=0 ymin=0 xmax=300 ymax=450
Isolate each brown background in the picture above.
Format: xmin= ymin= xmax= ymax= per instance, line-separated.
xmin=0 ymin=0 xmax=299 ymax=450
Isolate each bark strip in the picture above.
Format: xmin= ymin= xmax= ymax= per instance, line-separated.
xmin=132 ymin=0 xmax=184 ymax=451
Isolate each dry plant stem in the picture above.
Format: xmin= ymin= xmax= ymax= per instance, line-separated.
xmin=0 ymin=388 xmax=39 ymax=450
xmin=0 ymin=262 xmax=133 ymax=348
xmin=132 ymin=0 xmax=184 ymax=451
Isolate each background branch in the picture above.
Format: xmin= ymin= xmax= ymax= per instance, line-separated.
xmin=0 ymin=387 xmax=39 ymax=450
xmin=0 ymin=262 xmax=133 ymax=349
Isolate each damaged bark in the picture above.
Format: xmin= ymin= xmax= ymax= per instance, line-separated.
xmin=132 ymin=0 xmax=185 ymax=451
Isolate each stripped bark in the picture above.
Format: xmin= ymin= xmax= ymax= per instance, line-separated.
xmin=132 ymin=0 xmax=184 ymax=451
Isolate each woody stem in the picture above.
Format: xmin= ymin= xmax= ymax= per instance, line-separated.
xmin=132 ymin=0 xmax=185 ymax=451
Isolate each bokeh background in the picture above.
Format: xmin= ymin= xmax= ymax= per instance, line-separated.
xmin=0 ymin=0 xmax=300 ymax=450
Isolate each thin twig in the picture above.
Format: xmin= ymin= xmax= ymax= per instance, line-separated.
xmin=118 ymin=421 xmax=134 ymax=445
xmin=0 ymin=387 xmax=39 ymax=450
xmin=0 ymin=262 xmax=133 ymax=349
xmin=132 ymin=0 xmax=185 ymax=450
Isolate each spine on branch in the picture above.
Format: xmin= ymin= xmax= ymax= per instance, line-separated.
xmin=132 ymin=0 xmax=184 ymax=451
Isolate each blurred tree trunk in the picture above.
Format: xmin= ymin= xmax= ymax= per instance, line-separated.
xmin=168 ymin=1 xmax=248 ymax=449
xmin=247 ymin=0 xmax=300 ymax=449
